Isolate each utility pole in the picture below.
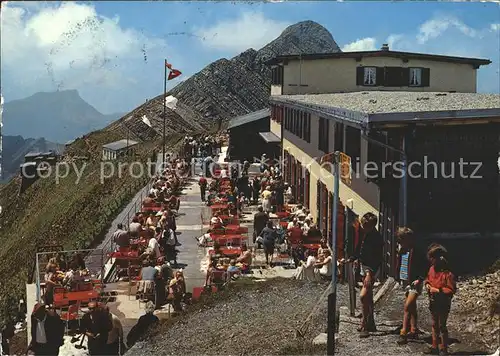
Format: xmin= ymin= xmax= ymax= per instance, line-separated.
xmin=162 ymin=59 xmax=167 ymax=169
xmin=327 ymin=151 xmax=340 ymax=355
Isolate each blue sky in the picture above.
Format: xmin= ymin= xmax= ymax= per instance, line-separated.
xmin=1 ymin=1 xmax=499 ymax=114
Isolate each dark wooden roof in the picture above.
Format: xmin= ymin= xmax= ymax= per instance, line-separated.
xmin=228 ymin=108 xmax=271 ymax=129
xmin=265 ymin=50 xmax=491 ymax=67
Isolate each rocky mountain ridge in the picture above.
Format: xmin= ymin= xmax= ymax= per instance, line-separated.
xmin=108 ymin=20 xmax=341 ymax=136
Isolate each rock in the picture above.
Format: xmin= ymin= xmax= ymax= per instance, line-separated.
xmin=312 ymin=333 xmax=328 ymax=345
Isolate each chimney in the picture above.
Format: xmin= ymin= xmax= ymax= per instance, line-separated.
xmin=381 ymin=43 xmax=389 ymax=51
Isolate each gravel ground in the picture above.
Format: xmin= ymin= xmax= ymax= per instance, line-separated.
xmin=128 ymin=278 xmax=343 ymax=356
xmin=277 ymin=91 xmax=500 ymax=115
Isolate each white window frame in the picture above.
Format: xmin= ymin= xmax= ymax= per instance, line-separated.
xmin=363 ymin=67 xmax=376 ymax=86
xmin=409 ymin=67 xmax=422 ymax=87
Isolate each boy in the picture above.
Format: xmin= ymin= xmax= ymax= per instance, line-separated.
xmin=351 ymin=212 xmax=384 ymax=338
xmin=396 ymin=227 xmax=427 ymax=345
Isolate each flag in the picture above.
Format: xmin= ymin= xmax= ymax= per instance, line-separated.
xmin=141 ymin=115 xmax=152 ymax=128
xmin=165 ymin=95 xmax=178 ymax=110
xmin=165 ymin=61 xmax=172 ymax=70
xmin=168 ymin=69 xmax=182 ymax=81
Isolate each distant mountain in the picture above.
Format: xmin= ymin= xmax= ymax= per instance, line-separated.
xmin=3 ymin=90 xmax=123 ymax=142
xmin=1 ymin=135 xmax=65 ymax=182
xmin=108 ymin=20 xmax=341 ymax=136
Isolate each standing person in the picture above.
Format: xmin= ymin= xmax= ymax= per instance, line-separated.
xmin=252 ymin=178 xmax=260 ymax=205
xmin=261 ymin=221 xmax=278 ymax=266
xmin=253 ymin=206 xmax=269 ymax=248
xmin=81 ymin=302 xmax=112 ymax=356
xmin=1 ymin=322 xmax=15 ymax=355
xmin=396 ymin=227 xmax=427 ymax=345
xmin=350 ymin=212 xmax=384 ymax=338
xmin=165 ymin=210 xmax=179 ymax=246
xmin=163 ymin=227 xmax=177 ymax=266
xmin=423 ymin=244 xmax=456 ymax=356
xmin=126 ymin=302 xmax=159 ymax=348
xmin=199 ymin=175 xmax=208 ymax=202
xmin=261 ymin=186 xmax=272 ymax=213
xmin=27 ymin=303 xmax=64 ymax=356
xmin=105 ymin=306 xmax=125 ymax=355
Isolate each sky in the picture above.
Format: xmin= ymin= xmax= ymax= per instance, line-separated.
xmin=1 ymin=1 xmax=499 ymax=114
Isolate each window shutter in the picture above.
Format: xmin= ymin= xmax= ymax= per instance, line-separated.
xmin=384 ymin=67 xmax=404 ymax=87
xmin=356 ymin=66 xmax=364 ymax=86
xmin=421 ymin=68 xmax=430 ymax=87
xmin=376 ymin=67 xmax=385 ymax=86
xmin=401 ymin=68 xmax=410 ymax=86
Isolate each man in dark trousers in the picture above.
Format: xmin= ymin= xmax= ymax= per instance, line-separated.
xmin=27 ymin=303 xmax=64 ymax=355
xmin=253 ymin=206 xmax=269 ymax=249
xmin=350 ymin=212 xmax=384 ymax=338
xmin=199 ymin=176 xmax=208 ymax=202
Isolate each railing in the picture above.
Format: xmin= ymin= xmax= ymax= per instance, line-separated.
xmin=35 ymin=248 xmax=105 ymax=303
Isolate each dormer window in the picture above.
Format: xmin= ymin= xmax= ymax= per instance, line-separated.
xmin=409 ymin=68 xmax=422 ymax=86
xmin=364 ymin=67 xmax=377 ymax=86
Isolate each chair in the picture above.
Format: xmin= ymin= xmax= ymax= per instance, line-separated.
xmin=60 ymin=301 xmax=80 ymax=334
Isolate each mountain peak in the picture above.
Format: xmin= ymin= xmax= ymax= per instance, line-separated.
xmin=280 ymin=20 xmax=332 ymax=38
xmin=256 ymin=20 xmax=341 ymax=63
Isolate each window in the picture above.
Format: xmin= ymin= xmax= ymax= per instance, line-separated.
xmin=318 ymin=117 xmax=329 ymax=153
xmin=271 ymin=66 xmax=283 ymax=85
xmin=298 ymin=111 xmax=303 ymax=138
xmin=345 ymin=126 xmax=361 ymax=173
xmin=334 ymin=122 xmax=344 ymax=152
xmin=409 ymin=68 xmax=422 ymax=87
xmin=364 ymin=67 xmax=377 ymax=86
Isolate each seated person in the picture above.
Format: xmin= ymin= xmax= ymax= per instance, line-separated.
xmin=129 ymin=217 xmax=143 ymax=238
xmin=302 ymin=218 xmax=312 ymax=235
xmin=235 ymin=244 xmax=252 ymax=272
xmin=227 ymin=260 xmax=241 ymax=274
xmin=204 ymin=257 xmax=225 ymax=287
xmin=210 ymin=215 xmax=223 ymax=228
xmin=287 ymin=221 xmax=304 ymax=245
xmin=291 ymin=240 xmax=306 ymax=268
xmin=143 ymin=194 xmax=156 ymax=206
xmin=294 ymin=249 xmax=320 ymax=282
xmin=307 ymin=225 xmax=323 ymax=242
xmin=317 ymin=238 xmax=331 ymax=259
xmin=197 ymin=233 xmax=212 ymax=247
xmin=287 ymin=217 xmax=298 ymax=230
xmin=315 ymin=249 xmax=333 ymax=278
xmin=136 ymin=259 xmax=158 ymax=300
xmin=62 ymin=262 xmax=84 ymax=291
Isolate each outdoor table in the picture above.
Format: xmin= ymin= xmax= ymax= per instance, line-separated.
xmin=209 ymin=247 xmax=241 ymax=257
xmin=303 ymin=243 xmax=321 ymax=250
xmin=210 ymin=204 xmax=229 ymax=210
xmin=53 ymin=290 xmax=99 ymax=307
xmin=142 ymin=205 xmax=162 ymax=212
xmin=224 ymin=225 xmax=248 ymax=234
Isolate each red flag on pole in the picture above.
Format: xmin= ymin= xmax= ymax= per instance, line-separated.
xmin=165 ymin=61 xmax=172 ymax=69
xmin=168 ymin=69 xmax=182 ymax=81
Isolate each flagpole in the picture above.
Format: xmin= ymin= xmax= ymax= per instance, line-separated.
xmin=162 ymin=59 xmax=167 ymax=168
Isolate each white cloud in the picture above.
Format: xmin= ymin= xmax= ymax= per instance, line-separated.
xmin=416 ymin=16 xmax=478 ymax=44
xmin=341 ymin=37 xmax=377 ymax=52
xmin=1 ymin=2 xmax=170 ymax=113
xmin=491 ymin=23 xmax=500 ymax=32
xmin=194 ymin=12 xmax=290 ymax=52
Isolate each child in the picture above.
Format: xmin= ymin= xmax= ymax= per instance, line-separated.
xmin=424 ymin=244 xmax=456 ymax=356
xmin=396 ymin=227 xmax=427 ymax=345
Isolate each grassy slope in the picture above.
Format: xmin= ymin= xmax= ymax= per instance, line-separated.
xmin=0 ymin=127 xmax=183 ymax=323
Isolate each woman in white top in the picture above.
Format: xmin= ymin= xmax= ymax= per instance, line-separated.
xmin=315 ymin=249 xmax=333 ymax=278
xmin=294 ymin=250 xmax=320 ymax=282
